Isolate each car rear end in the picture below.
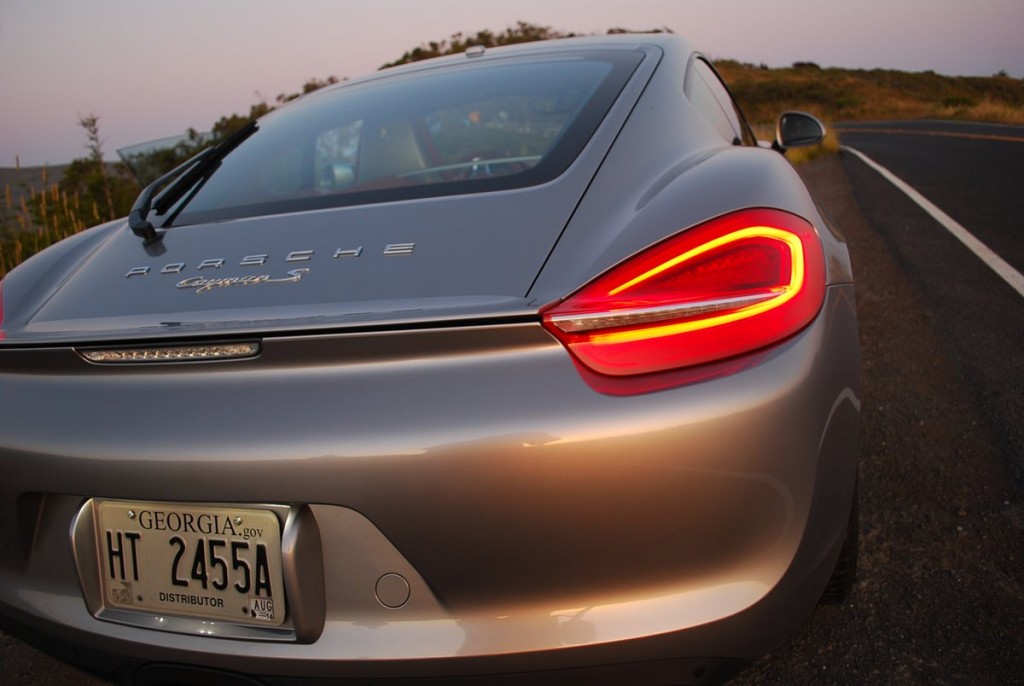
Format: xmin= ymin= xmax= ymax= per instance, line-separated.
xmin=0 ymin=35 xmax=859 ymax=685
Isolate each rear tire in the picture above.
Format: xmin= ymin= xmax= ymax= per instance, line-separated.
xmin=819 ymin=479 xmax=859 ymax=604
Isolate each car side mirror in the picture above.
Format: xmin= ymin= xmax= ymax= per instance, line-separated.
xmin=773 ymin=112 xmax=825 ymax=153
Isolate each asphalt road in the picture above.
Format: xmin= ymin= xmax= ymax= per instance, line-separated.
xmin=733 ymin=121 xmax=1024 ymax=684
xmin=835 ymin=119 xmax=1024 ymax=282
xmin=835 ymin=120 xmax=1024 ymax=482
xmin=3 ymin=121 xmax=1024 ymax=684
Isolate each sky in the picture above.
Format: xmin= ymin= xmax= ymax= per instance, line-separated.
xmin=2 ymin=0 xmax=1022 ymax=167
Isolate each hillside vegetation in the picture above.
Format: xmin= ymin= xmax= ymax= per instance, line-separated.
xmin=381 ymin=23 xmax=1024 ymax=126
xmin=3 ymin=24 xmax=1023 ymax=277
xmin=716 ymin=59 xmax=1024 ymax=125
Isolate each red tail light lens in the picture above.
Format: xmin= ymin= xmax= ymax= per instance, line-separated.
xmin=542 ymin=208 xmax=825 ymax=376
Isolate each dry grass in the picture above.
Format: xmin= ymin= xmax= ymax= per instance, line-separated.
xmin=1 ymin=166 xmax=89 ymax=278
xmin=933 ymin=96 xmax=1024 ymax=124
xmin=717 ymin=60 xmax=1024 ymax=126
xmin=719 ymin=61 xmax=1024 ymax=164
xmin=784 ymin=127 xmax=842 ymax=165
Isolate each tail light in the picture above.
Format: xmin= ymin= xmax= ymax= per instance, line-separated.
xmin=542 ymin=208 xmax=825 ymax=377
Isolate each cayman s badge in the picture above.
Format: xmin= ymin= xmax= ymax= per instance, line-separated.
xmin=176 ymin=269 xmax=309 ymax=294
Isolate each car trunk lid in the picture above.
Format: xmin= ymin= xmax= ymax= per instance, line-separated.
xmin=1 ymin=185 xmax=578 ymax=344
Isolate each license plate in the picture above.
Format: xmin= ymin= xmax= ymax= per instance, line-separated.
xmin=94 ymin=500 xmax=286 ymax=626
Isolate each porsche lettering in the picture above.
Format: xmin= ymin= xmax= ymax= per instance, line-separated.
xmin=124 ymin=244 xmax=412 ymax=278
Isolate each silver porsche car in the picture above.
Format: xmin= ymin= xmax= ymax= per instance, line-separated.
xmin=0 ymin=33 xmax=859 ymax=685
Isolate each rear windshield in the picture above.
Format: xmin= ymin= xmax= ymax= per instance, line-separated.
xmin=167 ymin=50 xmax=643 ymax=226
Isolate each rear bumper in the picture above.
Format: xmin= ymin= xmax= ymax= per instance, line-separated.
xmin=0 ymin=284 xmax=859 ymax=683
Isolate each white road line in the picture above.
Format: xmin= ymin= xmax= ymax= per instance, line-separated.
xmin=843 ymin=145 xmax=1024 ymax=299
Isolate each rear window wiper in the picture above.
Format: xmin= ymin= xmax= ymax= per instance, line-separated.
xmin=128 ymin=120 xmax=258 ymax=244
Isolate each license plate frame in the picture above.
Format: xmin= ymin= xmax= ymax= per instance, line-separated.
xmin=92 ymin=499 xmax=287 ymax=627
